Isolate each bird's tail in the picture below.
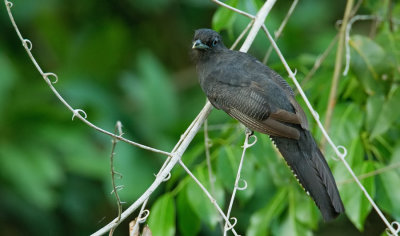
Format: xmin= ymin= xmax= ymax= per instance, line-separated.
xmin=271 ymin=130 xmax=345 ymax=221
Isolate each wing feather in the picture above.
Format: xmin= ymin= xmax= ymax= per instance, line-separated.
xmin=207 ymin=80 xmax=303 ymax=140
xmin=228 ymin=108 xmax=300 ymax=139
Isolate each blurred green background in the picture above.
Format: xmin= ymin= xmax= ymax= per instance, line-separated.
xmin=1 ymin=0 xmax=400 ymax=235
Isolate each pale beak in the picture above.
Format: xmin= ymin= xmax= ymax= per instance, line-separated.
xmin=192 ymin=39 xmax=210 ymax=49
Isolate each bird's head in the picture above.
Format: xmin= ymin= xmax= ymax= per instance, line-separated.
xmin=191 ymin=29 xmax=225 ymax=61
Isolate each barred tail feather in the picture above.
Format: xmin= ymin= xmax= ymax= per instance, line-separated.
xmin=271 ymin=130 xmax=345 ymax=221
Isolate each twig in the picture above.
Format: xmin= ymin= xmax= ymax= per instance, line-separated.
xmin=351 ymin=0 xmax=364 ymax=16
xmin=212 ymin=0 xmax=254 ymax=19
xmin=343 ymin=15 xmax=378 ymax=76
xmin=223 ymin=131 xmax=256 ymax=236
xmin=338 ymin=162 xmax=400 ymax=185
xmin=109 ymin=121 xmax=124 ymax=236
xmin=324 ymin=0 xmax=354 ymax=137
xmin=204 ymin=120 xmax=217 ymax=206
xmin=262 ymin=0 xmax=298 ymax=64
xmin=300 ymin=34 xmax=338 ymax=88
xmin=131 ymin=206 xmax=150 ymax=236
xmin=230 ymin=20 xmax=254 ymax=50
xmin=129 ymin=219 xmax=139 ymax=236
xmin=203 ymin=119 xmax=225 ymax=233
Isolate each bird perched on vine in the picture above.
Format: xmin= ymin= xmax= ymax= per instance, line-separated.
xmin=191 ymin=28 xmax=344 ymax=221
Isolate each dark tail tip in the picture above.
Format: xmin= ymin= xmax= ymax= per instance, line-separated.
xmin=322 ymin=205 xmax=344 ymax=222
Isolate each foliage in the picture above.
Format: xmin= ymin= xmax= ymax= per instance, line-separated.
xmin=1 ymin=0 xmax=400 ymax=235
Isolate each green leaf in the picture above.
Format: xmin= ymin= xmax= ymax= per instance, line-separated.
xmin=212 ymin=0 xmax=238 ymax=32
xmin=236 ymin=152 xmax=257 ymax=202
xmin=68 ymin=20 xmax=130 ymax=79
xmin=0 ymin=54 xmax=16 ymax=116
xmin=217 ymin=146 xmax=240 ymax=190
xmin=294 ymin=187 xmax=319 ymax=230
xmin=349 ymin=35 xmax=388 ymax=95
xmin=148 ymin=193 xmax=176 ymax=236
xmin=376 ymin=168 xmax=400 ymax=219
xmin=391 ymin=142 xmax=400 ymax=163
xmin=247 ymin=188 xmax=288 ymax=236
xmin=340 ymin=161 xmax=375 ymax=231
xmin=251 ymin=135 xmax=291 ymax=186
xmin=363 ymin=0 xmax=389 ymax=18
xmin=0 ymin=145 xmax=62 ymax=209
xmin=324 ymin=103 xmax=363 ymax=160
xmin=177 ymin=186 xmax=201 ymax=236
xmin=109 ymin=142 xmax=157 ymax=201
xmin=275 ymin=213 xmax=313 ymax=236
xmin=366 ymin=94 xmax=385 ymax=133
xmin=375 ymin=144 xmax=400 ymax=219
xmin=375 ymin=22 xmax=400 ymax=81
xmin=275 ymin=188 xmax=313 ymax=236
xmin=370 ymin=86 xmax=400 ymax=139
xmin=216 ymin=143 xmax=257 ymax=202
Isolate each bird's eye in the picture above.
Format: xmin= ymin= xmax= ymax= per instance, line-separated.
xmin=212 ymin=38 xmax=218 ymax=47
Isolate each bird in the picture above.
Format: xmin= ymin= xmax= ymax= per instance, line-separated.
xmin=191 ymin=28 xmax=345 ymax=221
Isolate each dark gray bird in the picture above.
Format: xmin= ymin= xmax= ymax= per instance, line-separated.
xmin=191 ymin=28 xmax=344 ymax=221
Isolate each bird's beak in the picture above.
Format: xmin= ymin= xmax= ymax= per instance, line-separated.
xmin=192 ymin=39 xmax=209 ymax=49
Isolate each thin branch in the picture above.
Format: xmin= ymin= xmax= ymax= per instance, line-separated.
xmin=300 ymin=34 xmax=338 ymax=88
xmin=324 ymin=0 xmax=354 ymax=136
xmin=204 ymin=120 xmax=217 ymax=204
xmin=231 ymin=20 xmax=254 ymax=50
xmin=343 ymin=15 xmax=378 ymax=76
xmin=351 ymin=0 xmax=364 ymax=16
xmin=204 ymin=119 xmax=225 ymax=234
xmin=262 ymin=0 xmax=298 ymax=64
xmin=212 ymin=0 xmax=254 ymax=19
xmin=132 ymin=206 xmax=150 ymax=236
xmin=338 ymin=162 xmax=400 ymax=185
xmin=109 ymin=121 xmax=124 ymax=236
xmin=223 ymin=131 xmax=256 ymax=236
xmin=129 ymin=220 xmax=139 ymax=236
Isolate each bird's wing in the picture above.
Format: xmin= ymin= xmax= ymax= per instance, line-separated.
xmin=264 ymin=66 xmax=309 ymax=131
xmin=210 ymin=51 xmax=309 ymax=131
xmin=207 ymin=77 xmax=304 ymax=140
